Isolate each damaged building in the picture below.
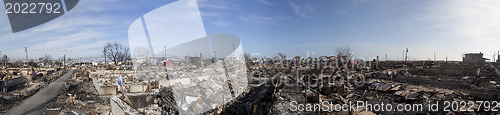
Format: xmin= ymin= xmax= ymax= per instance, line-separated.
xmin=463 ymin=52 xmax=489 ymax=64
xmin=2 ymin=52 xmax=499 ymax=114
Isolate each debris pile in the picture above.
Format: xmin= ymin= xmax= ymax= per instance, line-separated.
xmin=43 ymin=68 xmax=111 ymax=114
xmin=0 ymin=67 xmax=65 ymax=114
xmin=219 ymin=57 xmax=500 ymax=114
xmin=22 ymin=56 xmax=500 ymax=114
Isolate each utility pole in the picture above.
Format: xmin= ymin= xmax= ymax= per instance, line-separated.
xmin=0 ymin=50 xmax=2 ymax=66
xmin=496 ymin=50 xmax=500 ymax=64
xmin=104 ymin=48 xmax=107 ymax=69
xmin=212 ymin=51 xmax=216 ymax=62
xmin=402 ymin=50 xmax=404 ymax=61
xmin=434 ymin=52 xmax=436 ymax=62
xmin=495 ymin=50 xmax=500 ymax=66
xmin=493 ymin=52 xmax=495 ymax=63
xmin=494 ymin=52 xmax=497 ymax=63
xmin=63 ymin=55 xmax=66 ymax=69
xmin=405 ymin=48 xmax=408 ymax=62
xmin=200 ymin=53 xmax=203 ymax=66
xmin=25 ymin=47 xmax=28 ymax=63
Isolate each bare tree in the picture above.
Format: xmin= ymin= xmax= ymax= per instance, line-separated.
xmin=277 ymin=52 xmax=286 ymax=59
xmin=38 ymin=54 xmax=53 ymax=65
xmin=133 ymin=47 xmax=151 ymax=59
xmin=336 ymin=46 xmax=353 ymax=59
xmin=244 ymin=53 xmax=250 ymax=60
xmin=28 ymin=60 xmax=37 ymax=67
xmin=117 ymin=48 xmax=131 ymax=63
xmin=1 ymin=55 xmax=8 ymax=65
xmin=12 ymin=60 xmax=22 ymax=67
xmin=52 ymin=56 xmax=68 ymax=66
xmin=104 ymin=42 xmax=131 ymax=64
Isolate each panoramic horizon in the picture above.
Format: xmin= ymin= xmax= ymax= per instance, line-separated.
xmin=1 ymin=0 xmax=500 ymax=114
xmin=1 ymin=0 xmax=500 ymax=61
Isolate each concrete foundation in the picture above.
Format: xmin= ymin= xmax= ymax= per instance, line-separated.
xmin=127 ymin=94 xmax=155 ymax=108
xmin=110 ymin=94 xmax=156 ymax=115
xmin=1 ymin=76 xmax=26 ymax=89
xmin=110 ymin=95 xmax=141 ymax=115
xmin=92 ymin=78 xmax=117 ymax=95
xmin=128 ymin=84 xmax=148 ymax=93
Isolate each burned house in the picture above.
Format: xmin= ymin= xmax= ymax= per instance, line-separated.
xmin=463 ymin=52 xmax=488 ymax=64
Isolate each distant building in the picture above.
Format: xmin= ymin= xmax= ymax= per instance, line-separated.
xmin=463 ymin=52 xmax=489 ymax=64
xmin=497 ymin=55 xmax=500 ymax=64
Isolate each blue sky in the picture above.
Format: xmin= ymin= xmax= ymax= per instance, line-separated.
xmin=1 ymin=0 xmax=500 ymax=61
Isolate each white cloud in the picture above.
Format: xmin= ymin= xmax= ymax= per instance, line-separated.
xmin=0 ymin=0 xmax=132 ymax=58
xmin=212 ymin=18 xmax=231 ymax=27
xmin=29 ymin=32 xmax=112 ymax=51
xmin=404 ymin=0 xmax=500 ymax=60
xmin=197 ymin=0 xmax=234 ymax=10
xmin=288 ymin=0 xmax=314 ymax=17
xmin=238 ymin=14 xmax=290 ymax=27
xmin=419 ymin=1 xmax=500 ymax=39
xmin=255 ymin=0 xmax=273 ymax=6
xmin=200 ymin=11 xmax=226 ymax=17
xmin=432 ymin=2 xmax=498 ymax=42
xmin=31 ymin=15 xmax=115 ymax=33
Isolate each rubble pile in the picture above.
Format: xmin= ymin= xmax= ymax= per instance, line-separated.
xmin=0 ymin=68 xmax=65 ymax=114
xmin=217 ymin=74 xmax=279 ymax=115
xmin=11 ymin=56 xmax=498 ymax=114
xmin=43 ymin=68 xmax=111 ymax=115
xmin=215 ymin=57 xmax=500 ymax=114
xmin=158 ymin=87 xmax=178 ymax=114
